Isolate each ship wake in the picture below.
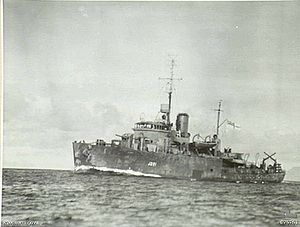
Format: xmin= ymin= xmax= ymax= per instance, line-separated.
xmin=74 ymin=165 xmax=162 ymax=178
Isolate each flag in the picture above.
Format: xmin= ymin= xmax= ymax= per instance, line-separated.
xmin=227 ymin=120 xmax=240 ymax=129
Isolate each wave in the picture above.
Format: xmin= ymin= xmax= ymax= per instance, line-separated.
xmin=74 ymin=165 xmax=162 ymax=178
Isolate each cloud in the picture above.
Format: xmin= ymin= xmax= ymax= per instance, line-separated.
xmin=4 ymin=92 xmax=130 ymax=147
xmin=3 ymin=1 xmax=300 ymax=169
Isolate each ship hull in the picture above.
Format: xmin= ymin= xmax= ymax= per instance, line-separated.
xmin=73 ymin=142 xmax=285 ymax=183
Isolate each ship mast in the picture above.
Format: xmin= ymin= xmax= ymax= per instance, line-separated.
xmin=215 ymin=100 xmax=223 ymax=136
xmin=159 ymin=59 xmax=182 ymax=127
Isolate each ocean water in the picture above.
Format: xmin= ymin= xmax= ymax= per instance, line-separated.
xmin=2 ymin=168 xmax=300 ymax=227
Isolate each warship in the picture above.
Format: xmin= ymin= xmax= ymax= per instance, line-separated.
xmin=72 ymin=60 xmax=285 ymax=183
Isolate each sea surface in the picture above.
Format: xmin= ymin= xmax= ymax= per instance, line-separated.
xmin=2 ymin=168 xmax=300 ymax=227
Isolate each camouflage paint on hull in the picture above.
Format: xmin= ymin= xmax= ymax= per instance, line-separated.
xmin=73 ymin=142 xmax=285 ymax=183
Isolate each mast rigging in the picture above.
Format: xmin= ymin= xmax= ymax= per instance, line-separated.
xmin=159 ymin=59 xmax=182 ymax=127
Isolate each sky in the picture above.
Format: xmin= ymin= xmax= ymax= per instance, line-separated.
xmin=3 ymin=1 xmax=300 ymax=170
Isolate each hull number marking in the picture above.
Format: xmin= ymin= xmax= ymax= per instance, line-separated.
xmin=148 ymin=162 xmax=157 ymax=167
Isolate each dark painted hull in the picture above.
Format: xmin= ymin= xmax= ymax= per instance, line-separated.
xmin=73 ymin=142 xmax=285 ymax=183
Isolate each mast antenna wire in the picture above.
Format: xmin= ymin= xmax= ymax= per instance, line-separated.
xmin=159 ymin=59 xmax=182 ymax=127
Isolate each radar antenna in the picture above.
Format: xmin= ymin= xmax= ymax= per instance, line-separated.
xmin=159 ymin=59 xmax=182 ymax=127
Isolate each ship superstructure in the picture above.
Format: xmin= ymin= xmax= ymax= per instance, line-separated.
xmin=72 ymin=60 xmax=285 ymax=183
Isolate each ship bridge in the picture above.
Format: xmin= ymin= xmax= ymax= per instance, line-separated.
xmin=132 ymin=121 xmax=170 ymax=152
xmin=133 ymin=121 xmax=169 ymax=132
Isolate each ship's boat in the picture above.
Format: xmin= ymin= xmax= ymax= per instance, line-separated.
xmin=72 ymin=60 xmax=285 ymax=183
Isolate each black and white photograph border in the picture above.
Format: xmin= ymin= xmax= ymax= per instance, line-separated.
xmin=1 ymin=0 xmax=300 ymax=226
